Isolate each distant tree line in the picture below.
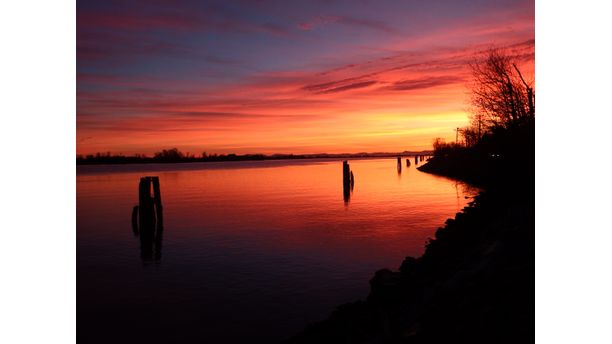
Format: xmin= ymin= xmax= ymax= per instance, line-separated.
xmin=76 ymin=149 xmax=270 ymax=165
xmin=76 ymin=149 xmax=433 ymax=165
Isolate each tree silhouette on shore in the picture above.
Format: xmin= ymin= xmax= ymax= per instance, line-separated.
xmin=469 ymin=48 xmax=535 ymax=134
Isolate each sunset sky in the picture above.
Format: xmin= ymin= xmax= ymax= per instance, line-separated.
xmin=77 ymin=0 xmax=534 ymax=156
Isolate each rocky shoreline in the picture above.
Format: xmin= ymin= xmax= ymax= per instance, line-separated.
xmin=286 ymin=157 xmax=534 ymax=343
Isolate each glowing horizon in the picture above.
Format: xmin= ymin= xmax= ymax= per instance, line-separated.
xmin=77 ymin=0 xmax=534 ymax=156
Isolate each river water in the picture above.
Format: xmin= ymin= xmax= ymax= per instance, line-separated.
xmin=77 ymin=158 xmax=478 ymax=343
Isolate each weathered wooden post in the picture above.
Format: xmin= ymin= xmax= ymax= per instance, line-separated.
xmin=343 ymin=160 xmax=350 ymax=197
xmin=134 ymin=176 xmax=164 ymax=262
xmin=397 ymin=157 xmax=402 ymax=173
xmin=406 ymin=158 xmax=411 ymax=167
xmin=343 ymin=161 xmax=353 ymax=202
xmin=138 ymin=177 xmax=155 ymax=230
xmin=414 ymin=156 xmax=418 ymax=165
xmin=343 ymin=161 xmax=350 ymax=186
xmin=152 ymin=176 xmax=163 ymax=223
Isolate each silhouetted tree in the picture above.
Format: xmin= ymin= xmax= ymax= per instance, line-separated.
xmin=460 ymin=126 xmax=481 ymax=147
xmin=154 ymin=148 xmax=184 ymax=161
xmin=469 ymin=48 xmax=535 ymax=132
xmin=433 ymin=138 xmax=446 ymax=153
xmin=432 ymin=138 xmax=462 ymax=157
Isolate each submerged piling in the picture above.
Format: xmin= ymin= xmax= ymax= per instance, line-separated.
xmin=406 ymin=158 xmax=411 ymax=167
xmin=397 ymin=157 xmax=402 ymax=173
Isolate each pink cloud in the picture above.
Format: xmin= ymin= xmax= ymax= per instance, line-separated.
xmin=298 ymin=15 xmax=339 ymax=30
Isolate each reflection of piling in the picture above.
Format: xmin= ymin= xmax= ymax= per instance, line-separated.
xmin=133 ymin=176 xmax=164 ymax=262
xmin=397 ymin=157 xmax=402 ymax=173
xmin=131 ymin=205 xmax=139 ymax=236
xmin=350 ymin=171 xmax=355 ymax=190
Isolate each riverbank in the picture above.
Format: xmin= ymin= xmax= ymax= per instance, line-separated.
xmin=287 ymin=155 xmax=534 ymax=343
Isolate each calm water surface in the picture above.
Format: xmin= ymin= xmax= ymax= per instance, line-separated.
xmin=77 ymin=158 xmax=478 ymax=343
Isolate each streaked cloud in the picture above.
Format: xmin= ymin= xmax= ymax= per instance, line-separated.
xmin=386 ymin=76 xmax=465 ymax=91
xmin=77 ymin=0 xmax=534 ymax=155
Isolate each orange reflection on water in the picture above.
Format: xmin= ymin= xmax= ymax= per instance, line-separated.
xmin=78 ymin=158 xmax=478 ymax=263
xmin=77 ymin=158 xmax=479 ymax=342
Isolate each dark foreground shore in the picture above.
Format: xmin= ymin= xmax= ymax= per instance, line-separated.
xmin=287 ymin=155 xmax=534 ymax=343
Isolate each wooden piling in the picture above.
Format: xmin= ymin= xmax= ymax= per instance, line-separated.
xmin=406 ymin=158 xmax=411 ymax=167
xmin=343 ymin=161 xmax=351 ymax=202
xmin=138 ymin=177 xmax=155 ymax=230
xmin=343 ymin=161 xmax=351 ymax=184
xmin=135 ymin=176 xmax=164 ymax=262
xmin=152 ymin=176 xmax=163 ymax=223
